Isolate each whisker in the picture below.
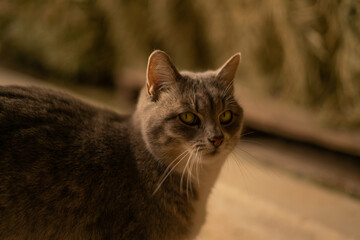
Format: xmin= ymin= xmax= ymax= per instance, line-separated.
xmin=186 ymin=149 xmax=196 ymax=198
xmin=226 ymin=151 xmax=256 ymax=192
xmin=152 ymin=150 xmax=189 ymax=196
xmin=239 ymin=139 xmax=264 ymax=147
xmin=181 ymin=149 xmax=193 ymax=196
xmin=194 ymin=147 xmax=201 ymax=186
xmin=159 ymin=150 xmax=188 ymax=182
xmin=233 ymin=145 xmax=259 ymax=164
xmin=228 ymin=151 xmax=252 ymax=194
xmin=240 ymin=131 xmax=256 ymax=138
xmin=231 ymin=150 xmax=255 ymax=179
xmin=187 ymin=147 xmax=200 ymax=196
xmin=187 ymin=162 xmax=192 ymax=198
xmin=232 ymin=145 xmax=276 ymax=177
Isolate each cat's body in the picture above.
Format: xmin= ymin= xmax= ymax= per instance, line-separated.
xmin=0 ymin=86 xmax=190 ymax=240
xmin=0 ymin=51 xmax=243 ymax=240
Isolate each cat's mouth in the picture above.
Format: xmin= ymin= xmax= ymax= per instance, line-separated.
xmin=190 ymin=143 xmax=224 ymax=156
xmin=202 ymin=146 xmax=223 ymax=156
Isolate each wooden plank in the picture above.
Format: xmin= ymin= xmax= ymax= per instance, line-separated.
xmin=235 ymin=84 xmax=360 ymax=156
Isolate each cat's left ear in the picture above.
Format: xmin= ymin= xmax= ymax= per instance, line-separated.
xmin=216 ymin=52 xmax=241 ymax=92
xmin=146 ymin=50 xmax=180 ymax=101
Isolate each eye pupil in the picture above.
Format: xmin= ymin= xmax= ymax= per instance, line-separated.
xmin=220 ymin=110 xmax=232 ymax=124
xmin=179 ymin=112 xmax=198 ymax=126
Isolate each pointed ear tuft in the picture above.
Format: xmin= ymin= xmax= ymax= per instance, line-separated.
xmin=217 ymin=52 xmax=241 ymax=92
xmin=146 ymin=50 xmax=179 ymax=101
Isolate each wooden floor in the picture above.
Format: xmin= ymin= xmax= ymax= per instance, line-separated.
xmin=1 ymin=67 xmax=359 ymax=240
xmin=197 ymin=149 xmax=360 ymax=240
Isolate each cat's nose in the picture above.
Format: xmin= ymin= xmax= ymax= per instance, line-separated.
xmin=208 ymin=136 xmax=224 ymax=147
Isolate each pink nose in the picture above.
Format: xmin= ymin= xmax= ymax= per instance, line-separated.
xmin=208 ymin=137 xmax=224 ymax=147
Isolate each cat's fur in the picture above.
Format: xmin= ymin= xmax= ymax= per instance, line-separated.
xmin=0 ymin=50 xmax=243 ymax=240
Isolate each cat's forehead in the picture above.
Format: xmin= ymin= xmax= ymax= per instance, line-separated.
xmin=181 ymin=71 xmax=227 ymax=94
xmin=176 ymin=71 xmax=232 ymax=112
xmin=180 ymin=70 xmax=216 ymax=80
xmin=180 ymin=71 xmax=219 ymax=91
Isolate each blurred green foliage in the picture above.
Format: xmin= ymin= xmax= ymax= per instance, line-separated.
xmin=0 ymin=0 xmax=359 ymax=127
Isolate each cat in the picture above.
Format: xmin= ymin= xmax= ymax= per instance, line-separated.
xmin=0 ymin=50 xmax=243 ymax=240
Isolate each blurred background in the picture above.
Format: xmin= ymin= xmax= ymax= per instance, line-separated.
xmin=0 ymin=0 xmax=360 ymax=239
xmin=1 ymin=0 xmax=360 ymax=126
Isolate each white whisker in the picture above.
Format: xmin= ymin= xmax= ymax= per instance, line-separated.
xmin=231 ymin=145 xmax=275 ymax=178
xmin=187 ymin=147 xmax=200 ymax=196
xmin=185 ymin=150 xmax=194 ymax=198
xmin=194 ymin=147 xmax=201 ymax=186
xmin=180 ymin=149 xmax=192 ymax=195
xmin=152 ymin=150 xmax=189 ymax=196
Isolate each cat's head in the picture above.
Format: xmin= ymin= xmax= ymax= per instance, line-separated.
xmin=136 ymin=50 xmax=243 ymax=168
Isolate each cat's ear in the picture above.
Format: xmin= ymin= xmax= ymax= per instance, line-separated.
xmin=146 ymin=50 xmax=180 ymax=101
xmin=216 ymin=52 xmax=241 ymax=92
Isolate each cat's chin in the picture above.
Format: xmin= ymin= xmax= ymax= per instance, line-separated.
xmin=208 ymin=149 xmax=219 ymax=156
xmin=203 ymin=147 xmax=225 ymax=156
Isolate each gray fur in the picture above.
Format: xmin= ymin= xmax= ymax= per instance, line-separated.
xmin=0 ymin=51 xmax=243 ymax=240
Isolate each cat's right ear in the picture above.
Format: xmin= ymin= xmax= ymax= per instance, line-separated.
xmin=146 ymin=50 xmax=180 ymax=101
xmin=216 ymin=52 xmax=241 ymax=93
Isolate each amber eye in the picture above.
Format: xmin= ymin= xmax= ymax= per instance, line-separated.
xmin=179 ymin=112 xmax=199 ymax=126
xmin=219 ymin=110 xmax=232 ymax=124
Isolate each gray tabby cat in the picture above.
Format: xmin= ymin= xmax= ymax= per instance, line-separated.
xmin=0 ymin=50 xmax=243 ymax=240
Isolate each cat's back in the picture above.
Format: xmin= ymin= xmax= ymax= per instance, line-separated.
xmin=0 ymin=85 xmax=127 ymax=132
xmin=1 ymin=85 xmax=104 ymax=127
xmin=0 ymin=85 xmax=131 ymax=163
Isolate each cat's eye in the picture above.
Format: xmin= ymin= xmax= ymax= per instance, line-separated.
xmin=219 ymin=110 xmax=233 ymax=124
xmin=179 ymin=112 xmax=199 ymax=126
